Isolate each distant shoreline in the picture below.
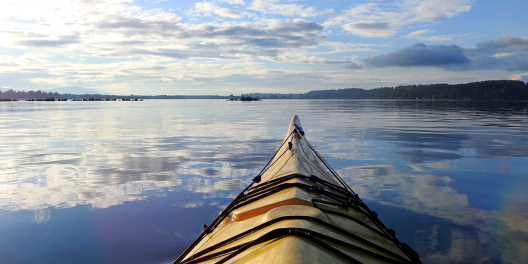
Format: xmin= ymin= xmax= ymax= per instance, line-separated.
xmin=1 ymin=80 xmax=527 ymax=101
xmin=3 ymin=99 xmax=528 ymax=103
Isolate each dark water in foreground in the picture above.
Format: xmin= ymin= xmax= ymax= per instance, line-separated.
xmin=1 ymin=99 xmax=527 ymax=264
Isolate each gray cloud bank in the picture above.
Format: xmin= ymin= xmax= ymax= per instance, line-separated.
xmin=10 ymin=7 xmax=325 ymax=61
xmin=364 ymin=43 xmax=470 ymax=67
xmin=363 ymin=35 xmax=528 ymax=72
xmin=119 ymin=19 xmax=324 ymax=60
xmin=16 ymin=35 xmax=81 ymax=48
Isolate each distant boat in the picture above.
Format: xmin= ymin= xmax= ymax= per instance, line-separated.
xmin=227 ymin=96 xmax=261 ymax=101
xmin=240 ymin=96 xmax=260 ymax=101
xmin=238 ymin=96 xmax=261 ymax=101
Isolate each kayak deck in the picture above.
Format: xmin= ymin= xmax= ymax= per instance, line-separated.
xmin=174 ymin=115 xmax=421 ymax=264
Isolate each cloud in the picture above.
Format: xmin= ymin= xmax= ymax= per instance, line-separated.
xmin=468 ymin=35 xmax=528 ymax=71
xmin=511 ymin=72 xmax=528 ymax=82
xmin=0 ymin=0 xmax=326 ymax=63
xmin=348 ymin=22 xmax=390 ymax=30
xmin=403 ymin=29 xmax=453 ymax=42
xmin=266 ymin=18 xmax=323 ymax=34
xmin=343 ymin=22 xmax=394 ymax=38
xmin=405 ymin=0 xmax=473 ymax=23
xmin=364 ymin=43 xmax=470 ymax=67
xmin=15 ymin=35 xmax=81 ymax=48
xmin=216 ymin=8 xmax=246 ymax=19
xmin=344 ymin=62 xmax=363 ymax=69
xmin=93 ymin=17 xmax=183 ymax=39
xmin=191 ymin=2 xmax=252 ymax=19
xmin=220 ymin=0 xmax=245 ymax=4
xmin=249 ymin=0 xmax=333 ymax=17
xmin=404 ymin=29 xmax=432 ymax=38
xmin=110 ymin=18 xmax=323 ymax=61
xmin=185 ymin=19 xmax=324 ymax=51
xmin=363 ymin=37 xmax=528 ymax=71
xmin=1 ymin=0 xmax=522 ymax=94
xmin=275 ymin=56 xmax=352 ymax=65
xmin=477 ymin=35 xmax=528 ymax=50
xmin=329 ymin=0 xmax=474 ymax=39
xmin=505 ymin=56 xmax=528 ymax=71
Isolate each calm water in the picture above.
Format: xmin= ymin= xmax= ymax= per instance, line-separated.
xmin=1 ymin=99 xmax=527 ymax=264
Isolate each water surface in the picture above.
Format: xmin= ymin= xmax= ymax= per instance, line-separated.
xmin=1 ymin=99 xmax=527 ymax=263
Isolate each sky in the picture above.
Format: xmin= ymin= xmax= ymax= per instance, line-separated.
xmin=0 ymin=0 xmax=527 ymax=95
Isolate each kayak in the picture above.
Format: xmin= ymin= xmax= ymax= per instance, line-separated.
xmin=174 ymin=115 xmax=421 ymax=264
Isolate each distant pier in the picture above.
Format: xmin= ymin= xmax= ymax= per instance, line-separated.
xmin=0 ymin=98 xmax=145 ymax=102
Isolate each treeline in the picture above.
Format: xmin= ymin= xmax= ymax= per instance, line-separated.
xmin=2 ymin=80 xmax=527 ymax=100
xmin=0 ymin=89 xmax=63 ymax=100
xmin=0 ymin=90 xmax=229 ymax=100
xmin=306 ymin=80 xmax=528 ymax=100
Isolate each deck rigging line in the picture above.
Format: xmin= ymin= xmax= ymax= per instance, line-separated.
xmin=173 ymin=125 xmax=421 ymax=264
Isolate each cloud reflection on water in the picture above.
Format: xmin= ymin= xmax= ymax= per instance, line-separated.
xmin=338 ymin=164 xmax=528 ymax=263
xmin=0 ymin=134 xmax=271 ymax=212
xmin=1 ymin=100 xmax=528 ymax=263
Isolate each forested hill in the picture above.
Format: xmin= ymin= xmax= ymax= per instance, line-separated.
xmin=306 ymin=80 xmax=528 ymax=100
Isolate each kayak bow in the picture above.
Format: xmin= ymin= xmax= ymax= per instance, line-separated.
xmin=174 ymin=115 xmax=421 ymax=264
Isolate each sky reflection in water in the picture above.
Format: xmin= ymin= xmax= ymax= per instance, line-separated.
xmin=0 ymin=99 xmax=527 ymax=263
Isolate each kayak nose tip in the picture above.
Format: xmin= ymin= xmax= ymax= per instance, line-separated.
xmin=292 ymin=115 xmax=301 ymax=124
xmin=291 ymin=115 xmax=304 ymax=131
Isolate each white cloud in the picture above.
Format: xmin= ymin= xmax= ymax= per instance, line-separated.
xmin=405 ymin=30 xmax=453 ymax=42
xmin=273 ymin=55 xmax=352 ymax=64
xmin=0 ymin=0 xmax=181 ymax=52
xmin=406 ymin=29 xmax=434 ymax=38
xmin=327 ymin=0 xmax=474 ymax=39
xmin=220 ymin=0 xmax=245 ymax=4
xmin=405 ymin=0 xmax=473 ymax=23
xmin=216 ymin=8 xmax=246 ymax=19
xmin=422 ymin=35 xmax=454 ymax=42
xmin=0 ymin=0 xmax=523 ymax=94
xmin=510 ymin=72 xmax=528 ymax=82
xmin=343 ymin=22 xmax=395 ymax=38
xmin=0 ymin=0 xmax=343 ymax=92
xmin=192 ymin=1 xmax=252 ymax=19
xmin=0 ymin=0 xmax=326 ymax=60
xmin=249 ymin=0 xmax=333 ymax=17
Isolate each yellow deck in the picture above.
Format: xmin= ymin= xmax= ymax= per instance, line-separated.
xmin=175 ymin=115 xmax=420 ymax=264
